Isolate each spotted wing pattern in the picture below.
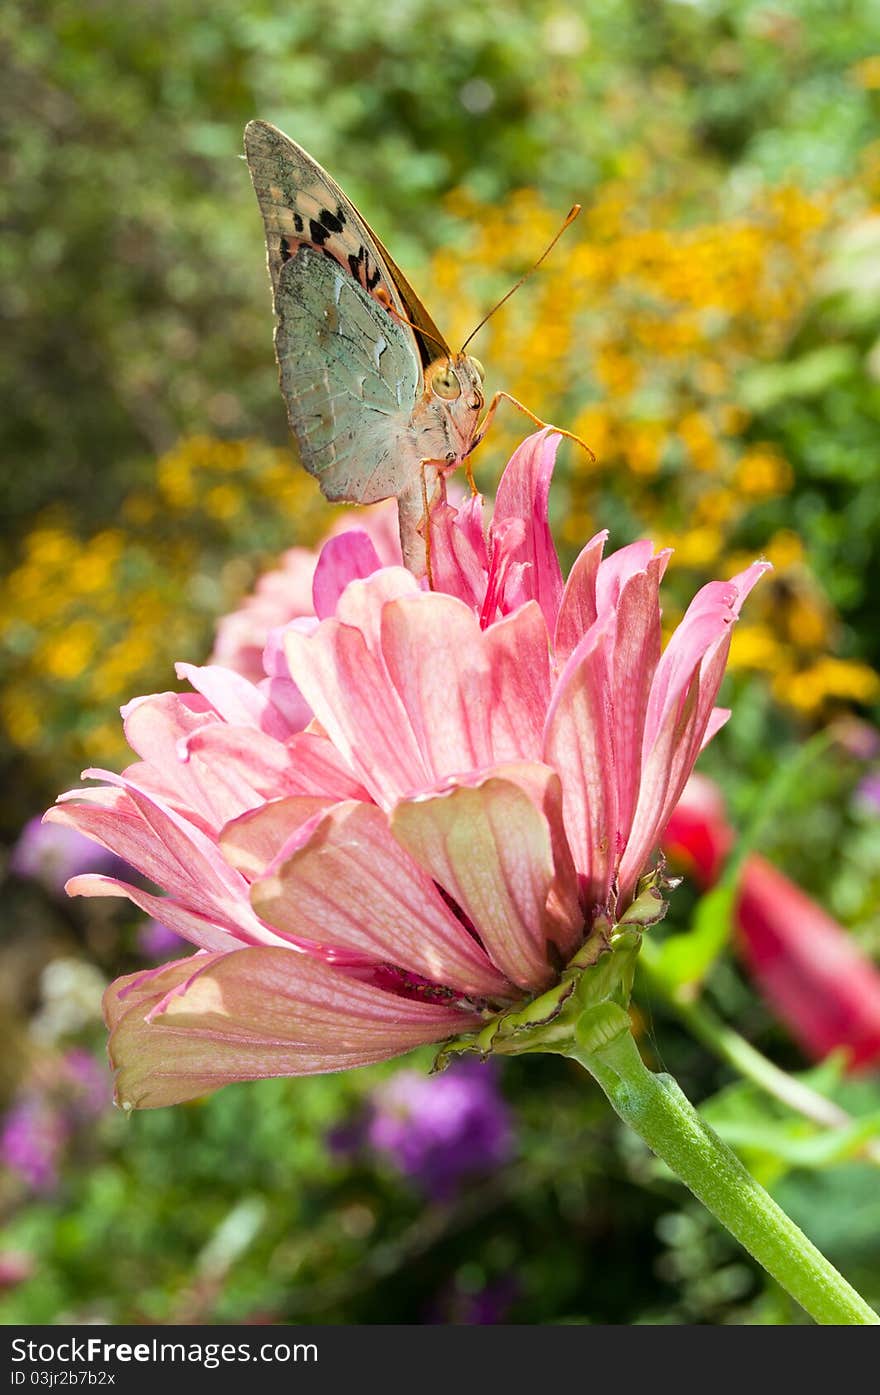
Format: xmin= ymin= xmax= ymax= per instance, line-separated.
xmin=275 ymin=245 xmax=421 ymax=504
xmin=244 ymin=121 xmax=448 ymax=369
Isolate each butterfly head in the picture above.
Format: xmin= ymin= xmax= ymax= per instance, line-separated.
xmin=424 ymin=354 xmax=486 ymax=453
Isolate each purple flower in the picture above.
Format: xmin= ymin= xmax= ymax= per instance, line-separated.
xmin=137 ymin=918 xmax=185 ymax=962
xmin=366 ymin=1060 xmax=514 ymax=1200
xmin=0 ymin=1096 xmax=67 ymax=1193
xmin=10 ymin=817 xmax=128 ymax=896
xmin=428 ymin=1274 xmax=520 ymax=1324
xmin=62 ymin=1049 xmax=112 ymax=1119
xmin=856 ymin=771 xmax=880 ymax=814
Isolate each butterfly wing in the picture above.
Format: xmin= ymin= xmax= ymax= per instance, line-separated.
xmin=275 ymin=245 xmax=422 ymax=505
xmin=244 ymin=120 xmax=449 ymax=368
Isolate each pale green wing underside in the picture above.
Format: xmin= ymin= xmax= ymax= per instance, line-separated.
xmin=276 ymin=246 xmax=421 ymax=504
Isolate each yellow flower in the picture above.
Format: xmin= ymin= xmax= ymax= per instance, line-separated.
xmin=850 ymin=56 xmax=880 ymax=90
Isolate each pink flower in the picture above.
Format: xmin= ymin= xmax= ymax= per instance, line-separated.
xmin=663 ymin=776 xmax=880 ymax=1070
xmin=210 ymin=501 xmax=400 ymax=682
xmin=47 ymin=432 xmax=767 ymax=1108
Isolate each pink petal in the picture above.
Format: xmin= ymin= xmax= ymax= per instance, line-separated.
xmin=181 ymin=725 xmax=367 ymax=803
xmin=285 ymin=619 xmax=431 ymax=806
xmin=391 ymin=774 xmax=561 ymax=991
xmin=482 ymin=602 xmax=552 ymax=764
xmin=492 ymin=430 xmax=564 ymax=631
xmin=104 ymin=948 xmax=480 ymax=1108
xmin=607 ymin=557 xmax=665 ymax=840
xmin=617 ymin=668 xmax=705 ymax=902
xmin=543 ymin=615 xmax=618 ymax=908
xmin=554 ymin=530 xmax=606 ymax=662
xmin=312 ymin=530 xmax=384 ymax=620
xmin=219 ymin=796 xmax=336 ymax=879
xmin=334 ymin=567 xmax=421 ymax=647
xmin=644 ymin=562 xmax=770 ymax=755
xmin=49 ymin=773 xmax=273 ymax=943
xmin=616 ymin=563 xmax=769 ymax=901
xmin=595 ymin=539 xmax=667 ymax=616
xmin=251 ymin=800 xmax=510 ymax=998
xmin=462 ymin=761 xmax=583 ymax=958
xmin=379 ymin=593 xmax=494 ymax=782
xmin=175 ymin=662 xmax=292 ymax=741
xmin=66 ymin=875 xmax=247 ymax=953
xmin=428 ymin=497 xmax=489 ymax=610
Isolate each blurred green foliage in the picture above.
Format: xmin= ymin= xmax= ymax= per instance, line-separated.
xmin=3 ymin=0 xmax=880 ymax=1327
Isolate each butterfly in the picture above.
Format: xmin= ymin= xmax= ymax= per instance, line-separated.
xmin=244 ymin=120 xmax=584 ymax=579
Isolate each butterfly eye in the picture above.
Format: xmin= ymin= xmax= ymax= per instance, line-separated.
xmin=470 ymin=357 xmax=485 ymax=382
xmin=430 ymin=364 xmax=462 ymax=400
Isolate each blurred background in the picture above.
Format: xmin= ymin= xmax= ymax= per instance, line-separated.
xmin=3 ymin=0 xmax=880 ymax=1324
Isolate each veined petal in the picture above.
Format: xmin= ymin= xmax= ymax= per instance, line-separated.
xmin=380 ymin=593 xmax=494 ymax=783
xmin=49 ymin=773 xmax=273 ymax=943
xmin=312 ymin=530 xmax=384 ymax=620
xmin=334 ymin=567 xmax=421 ymax=647
xmin=66 ymin=875 xmax=247 ymax=953
xmin=617 ymin=667 xmax=705 ymax=902
xmin=482 ymin=601 xmax=552 ymax=765
xmin=644 ymin=561 xmax=770 ymax=754
xmin=251 ymin=800 xmax=510 ymax=998
xmin=175 ymin=662 xmax=292 ymax=740
xmin=391 ymin=775 xmax=560 ymax=991
xmin=462 ymin=761 xmax=583 ymax=958
xmin=285 ymin=619 xmax=431 ymax=806
xmin=104 ymin=948 xmax=480 ymax=1108
xmin=608 ymin=558 xmax=665 ymax=841
xmin=180 ymin=725 xmax=368 ymax=805
xmin=595 ymin=539 xmax=668 ymax=616
xmin=554 ymin=530 xmax=606 ymax=662
xmin=426 ymin=497 xmax=489 ymax=609
xmin=220 ymin=796 xmax=335 ymax=879
xmin=492 ymin=430 xmax=564 ymax=630
xmin=543 ymin=615 xmax=618 ymax=908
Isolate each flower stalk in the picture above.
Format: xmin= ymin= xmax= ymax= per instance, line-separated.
xmin=568 ymin=1003 xmax=879 ymax=1326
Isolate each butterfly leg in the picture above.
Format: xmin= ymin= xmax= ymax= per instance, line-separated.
xmin=418 ymin=457 xmax=452 ymax=590
xmin=469 ymin=391 xmax=596 ymax=461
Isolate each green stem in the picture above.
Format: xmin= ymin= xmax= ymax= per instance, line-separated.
xmin=569 ymin=1004 xmax=879 ymax=1325
xmin=639 ymin=943 xmax=880 ymax=1160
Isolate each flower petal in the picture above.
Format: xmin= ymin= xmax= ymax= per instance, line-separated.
xmin=312 ymin=530 xmax=384 ymax=620
xmin=379 ymin=593 xmax=495 ymax=782
xmin=554 ymin=530 xmax=606 ymax=662
xmin=492 ymin=430 xmax=564 ymax=630
xmin=482 ymin=601 xmax=552 ymax=764
xmin=104 ymin=949 xmax=480 ymax=1108
xmin=391 ymin=775 xmax=561 ymax=991
xmin=66 ymin=875 xmax=244 ymax=953
xmin=251 ymin=800 xmax=510 ymax=997
xmin=219 ymin=796 xmax=335 ymax=879
xmin=285 ymin=618 xmax=431 ymax=805
xmin=175 ymin=663 xmax=292 ymax=740
xmin=428 ymin=497 xmax=489 ymax=609
xmin=543 ymin=616 xmax=618 ymax=908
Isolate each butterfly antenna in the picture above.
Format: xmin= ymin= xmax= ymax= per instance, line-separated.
xmin=374 ymin=289 xmax=450 ymax=356
xmin=460 ymin=204 xmax=582 ymax=353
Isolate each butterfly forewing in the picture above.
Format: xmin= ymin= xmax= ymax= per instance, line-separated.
xmin=276 ymin=246 xmax=421 ymax=504
xmin=244 ymin=121 xmax=448 ymax=368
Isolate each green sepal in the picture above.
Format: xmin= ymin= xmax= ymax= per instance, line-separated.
xmin=432 ymin=859 xmax=681 ymax=1071
xmin=575 ymin=1001 xmax=632 ymax=1056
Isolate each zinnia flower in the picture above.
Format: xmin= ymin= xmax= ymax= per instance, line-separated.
xmin=46 ymin=432 xmax=767 ymax=1108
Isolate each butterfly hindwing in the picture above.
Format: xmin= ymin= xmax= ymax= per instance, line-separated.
xmin=275 ymin=245 xmax=421 ymax=504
